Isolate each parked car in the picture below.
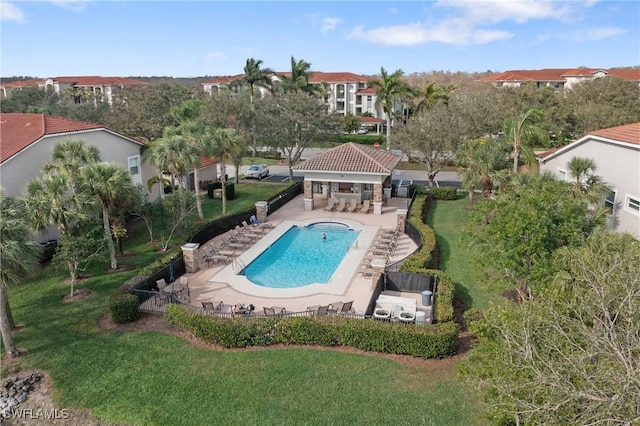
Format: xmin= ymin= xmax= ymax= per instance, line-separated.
xmin=246 ymin=164 xmax=269 ymax=179
xmin=357 ymin=127 xmax=369 ymax=134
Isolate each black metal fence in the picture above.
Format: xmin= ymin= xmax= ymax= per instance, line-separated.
xmin=266 ymin=182 xmax=302 ymax=213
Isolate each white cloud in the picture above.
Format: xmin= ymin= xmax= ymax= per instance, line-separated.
xmin=586 ymin=26 xmax=626 ymax=40
xmin=351 ymin=0 xmax=592 ymax=46
xmin=321 ymin=16 xmax=341 ymax=34
xmin=1 ymin=2 xmax=26 ymax=22
xmin=350 ymin=20 xmax=512 ymax=46
xmin=48 ymin=1 xmax=89 ymax=13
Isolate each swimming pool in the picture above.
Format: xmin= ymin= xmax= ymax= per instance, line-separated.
xmin=240 ymin=223 xmax=360 ymax=288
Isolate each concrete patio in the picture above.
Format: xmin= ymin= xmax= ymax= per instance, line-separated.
xmin=180 ymin=193 xmax=418 ymax=315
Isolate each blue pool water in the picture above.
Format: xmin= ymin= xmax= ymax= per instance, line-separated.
xmin=240 ymin=223 xmax=360 ymax=288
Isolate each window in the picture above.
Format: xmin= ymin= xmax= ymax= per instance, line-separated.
xmin=625 ymin=195 xmax=640 ymax=216
xmin=556 ymin=169 xmax=567 ymax=182
xmin=338 ymin=182 xmax=352 ymax=193
xmin=128 ymin=156 xmax=139 ymax=175
xmin=603 ymin=190 xmax=616 ymax=214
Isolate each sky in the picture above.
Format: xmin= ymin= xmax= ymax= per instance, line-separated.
xmin=1 ymin=0 xmax=639 ymax=78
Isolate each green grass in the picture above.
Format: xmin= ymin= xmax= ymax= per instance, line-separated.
xmin=3 ymin=183 xmax=484 ymax=425
xmin=426 ymin=198 xmax=504 ymax=310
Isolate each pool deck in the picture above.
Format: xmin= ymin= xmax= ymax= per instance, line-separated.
xmin=184 ymin=194 xmax=417 ymax=315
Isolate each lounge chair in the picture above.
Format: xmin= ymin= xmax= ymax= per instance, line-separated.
xmin=263 ymin=306 xmax=286 ymax=316
xmin=230 ymin=228 xmax=252 ymax=244
xmin=345 ymin=199 xmax=358 ymax=213
xmin=209 ymin=241 xmax=236 ymax=257
xmin=307 ymin=305 xmax=330 ymax=315
xmin=359 ymin=199 xmax=371 ymax=214
xmin=250 ymin=215 xmax=272 ymax=229
xmin=241 ymin=221 xmax=262 ymax=237
xmin=335 ymin=198 xmax=346 ymax=212
xmin=220 ymin=235 xmax=246 ymax=249
xmin=324 ymin=197 xmax=336 ymax=212
xmin=202 ymin=301 xmax=223 ymax=313
xmin=201 ymin=245 xmax=230 ymax=266
xmin=330 ymin=301 xmax=355 ymax=314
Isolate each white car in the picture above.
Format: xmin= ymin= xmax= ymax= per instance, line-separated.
xmin=246 ymin=164 xmax=269 ymax=179
xmin=357 ymin=128 xmax=369 ymax=134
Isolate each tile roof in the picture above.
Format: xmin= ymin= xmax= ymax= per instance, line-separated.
xmin=481 ymin=67 xmax=640 ymax=83
xmin=588 ymin=122 xmax=640 ymax=145
xmin=293 ymin=142 xmax=401 ymax=174
xmin=1 ymin=113 xmax=103 ymax=163
xmin=0 ymin=76 xmax=150 ymax=89
xmin=203 ymin=71 xmax=371 ymax=85
xmin=358 ymin=116 xmax=384 ymax=124
xmin=537 ymin=122 xmax=640 ymax=160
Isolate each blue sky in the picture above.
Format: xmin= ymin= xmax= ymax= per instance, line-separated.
xmin=2 ymin=1 xmax=638 ymax=78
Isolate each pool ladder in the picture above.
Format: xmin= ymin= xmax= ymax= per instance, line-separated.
xmin=232 ymin=257 xmax=245 ymax=272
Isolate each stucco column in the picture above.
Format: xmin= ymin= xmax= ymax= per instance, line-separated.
xmin=255 ymin=201 xmax=268 ymax=223
xmin=396 ymin=209 xmax=407 ymax=232
xmin=181 ymin=243 xmax=200 ymax=273
xmin=373 ymin=183 xmax=383 ymax=215
xmin=303 ymin=180 xmax=314 ymax=211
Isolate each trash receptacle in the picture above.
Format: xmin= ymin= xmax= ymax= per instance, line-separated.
xmin=415 ymin=311 xmax=426 ymax=325
xmin=421 ymin=290 xmax=433 ymax=306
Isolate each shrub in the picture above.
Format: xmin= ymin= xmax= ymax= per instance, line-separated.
xmin=207 ymin=182 xmax=236 ymax=200
xmin=166 ymin=305 xmax=459 ymax=358
xmin=109 ymin=292 xmax=139 ymax=323
xmin=429 ymin=186 xmax=458 ymax=200
xmin=402 ymin=195 xmax=437 ymax=269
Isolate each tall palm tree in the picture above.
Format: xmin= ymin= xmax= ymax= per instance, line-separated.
xmin=81 ymin=163 xmax=135 ymax=270
xmin=279 ymin=55 xmax=314 ymax=94
xmin=0 ymin=191 xmax=42 ymax=357
xmin=369 ymin=67 xmax=415 ymax=151
xmin=208 ymin=129 xmax=243 ymax=214
xmin=144 ymin=135 xmax=200 ymax=219
xmin=240 ymin=58 xmax=274 ymax=102
xmin=162 ymin=121 xmax=210 ymax=220
xmin=503 ymin=108 xmax=547 ymax=173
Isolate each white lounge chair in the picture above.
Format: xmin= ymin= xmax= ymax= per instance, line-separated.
xmin=359 ymin=199 xmax=371 ymax=214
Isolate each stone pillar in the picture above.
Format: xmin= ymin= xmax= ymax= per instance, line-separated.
xmin=255 ymin=201 xmax=268 ymax=223
xmin=373 ymin=183 xmax=383 ymax=215
xmin=303 ymin=180 xmax=314 ymax=211
xmin=396 ymin=208 xmax=407 ymax=232
xmin=181 ymin=243 xmax=200 ymax=273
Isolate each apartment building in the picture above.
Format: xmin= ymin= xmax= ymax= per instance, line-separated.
xmin=481 ymin=67 xmax=640 ymax=90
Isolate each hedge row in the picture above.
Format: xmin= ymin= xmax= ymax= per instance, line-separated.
xmin=399 ymin=194 xmax=455 ymax=323
xmin=409 ymin=185 xmax=459 ymax=200
xmin=401 ymin=195 xmax=437 ymax=270
xmin=166 ymin=305 xmax=459 ymax=359
xmin=110 ymin=291 xmax=139 ymax=323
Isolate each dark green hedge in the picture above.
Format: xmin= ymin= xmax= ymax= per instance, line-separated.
xmin=335 ymin=134 xmax=385 ymax=145
xmin=401 ymin=195 xmax=437 ymax=270
xmin=430 ymin=186 xmax=458 ymax=200
xmin=166 ymin=305 xmax=459 ymax=359
xmin=110 ymin=292 xmax=139 ymax=323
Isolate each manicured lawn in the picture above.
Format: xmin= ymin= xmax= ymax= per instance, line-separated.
xmin=426 ymin=198 xmax=505 ymax=309
xmin=3 ymin=184 xmax=484 ymax=425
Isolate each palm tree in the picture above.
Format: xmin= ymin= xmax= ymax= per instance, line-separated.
xmin=503 ymin=108 xmax=547 ymax=173
xmin=0 ymin=191 xmax=42 ymax=357
xmin=566 ymin=156 xmax=610 ymax=203
xmin=369 ymin=67 xmax=415 ymax=151
xmin=457 ymin=138 xmax=510 ymax=208
xmin=42 ymin=140 xmax=101 ymax=190
xmin=144 ymin=135 xmax=200 ymax=220
xmin=414 ymin=81 xmax=453 ymax=114
xmin=162 ymin=121 xmax=210 ymax=220
xmin=208 ymin=129 xmax=243 ymax=214
xmin=279 ymin=55 xmax=314 ymax=94
xmin=239 ymin=58 xmax=274 ymax=102
xmin=81 ymin=163 xmax=135 ymax=270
